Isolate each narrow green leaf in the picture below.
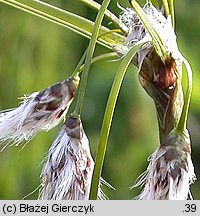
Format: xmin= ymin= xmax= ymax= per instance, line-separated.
xmin=80 ymin=0 xmax=127 ymax=32
xmin=75 ymin=52 xmax=118 ymax=76
xmin=168 ymin=0 xmax=175 ymax=28
xmin=89 ymin=37 xmax=150 ymax=200
xmin=72 ymin=0 xmax=112 ymax=118
xmin=176 ymin=57 xmax=193 ymax=132
xmin=0 ymin=0 xmax=125 ymax=50
xmin=162 ymin=0 xmax=170 ymax=17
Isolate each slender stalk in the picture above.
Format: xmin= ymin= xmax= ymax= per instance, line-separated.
xmin=80 ymin=0 xmax=127 ymax=32
xmin=98 ymin=29 xmax=123 ymax=38
xmin=89 ymin=38 xmax=149 ymax=200
xmin=71 ymin=50 xmax=87 ymax=79
xmin=72 ymin=0 xmax=111 ymax=117
xmin=161 ymin=0 xmax=170 ymax=17
xmin=76 ymin=52 xmax=118 ymax=75
xmin=71 ymin=52 xmax=118 ymax=118
xmin=176 ymin=57 xmax=193 ymax=132
xmin=168 ymin=0 xmax=175 ymax=28
xmin=0 ymin=0 xmax=93 ymax=38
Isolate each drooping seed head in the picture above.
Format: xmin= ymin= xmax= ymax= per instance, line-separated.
xmin=39 ymin=116 xmax=94 ymax=200
xmin=133 ymin=130 xmax=196 ymax=200
xmin=0 ymin=77 xmax=79 ymax=147
xmin=119 ymin=3 xmax=180 ymax=67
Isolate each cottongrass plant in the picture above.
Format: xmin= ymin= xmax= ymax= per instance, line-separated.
xmin=133 ymin=130 xmax=196 ymax=200
xmin=125 ymin=1 xmax=196 ymax=199
xmin=39 ymin=116 xmax=109 ymax=200
xmin=0 ymin=77 xmax=79 ymax=148
xmin=120 ymin=2 xmax=184 ymax=140
xmin=0 ymin=0 xmax=197 ymax=200
xmin=39 ymin=116 xmax=94 ymax=200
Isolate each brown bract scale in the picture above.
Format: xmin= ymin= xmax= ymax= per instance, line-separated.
xmin=138 ymin=51 xmax=183 ymax=141
xmin=65 ymin=117 xmax=83 ymax=139
xmin=133 ymin=130 xmax=196 ymax=200
xmin=0 ymin=77 xmax=79 ymax=147
xmin=119 ymin=3 xmax=195 ymax=200
xmin=39 ymin=117 xmax=94 ymax=200
xmin=34 ymin=77 xmax=77 ymax=122
xmin=139 ymin=53 xmax=179 ymax=93
xmin=153 ymin=57 xmax=178 ymax=90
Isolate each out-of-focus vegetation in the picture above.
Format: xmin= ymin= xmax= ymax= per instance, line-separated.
xmin=0 ymin=0 xmax=199 ymax=199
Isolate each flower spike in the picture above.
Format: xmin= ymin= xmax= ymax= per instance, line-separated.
xmin=39 ymin=116 xmax=94 ymax=200
xmin=39 ymin=116 xmax=110 ymax=200
xmin=0 ymin=77 xmax=79 ymax=147
xmin=133 ymin=130 xmax=196 ymax=200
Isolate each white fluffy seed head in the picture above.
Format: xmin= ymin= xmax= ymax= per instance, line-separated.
xmin=133 ymin=130 xmax=196 ymax=200
xmin=39 ymin=117 xmax=94 ymax=200
xmin=119 ymin=4 xmax=147 ymax=47
xmin=143 ymin=3 xmax=179 ymax=58
xmin=39 ymin=117 xmax=110 ymax=200
xmin=0 ymin=77 xmax=79 ymax=148
xmin=119 ymin=3 xmax=180 ymax=64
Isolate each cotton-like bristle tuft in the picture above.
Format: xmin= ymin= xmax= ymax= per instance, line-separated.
xmin=39 ymin=116 xmax=111 ymax=200
xmin=39 ymin=117 xmax=94 ymax=200
xmin=118 ymin=3 xmax=180 ymax=66
xmin=0 ymin=77 xmax=79 ymax=147
xmin=132 ymin=130 xmax=196 ymax=200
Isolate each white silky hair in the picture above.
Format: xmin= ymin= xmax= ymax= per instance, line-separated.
xmin=119 ymin=2 xmax=180 ymax=66
xmin=118 ymin=2 xmax=196 ymax=200
xmin=0 ymin=77 xmax=78 ymax=148
xmin=39 ymin=117 xmax=109 ymax=200
xmin=39 ymin=129 xmax=93 ymax=200
xmin=143 ymin=3 xmax=180 ymax=58
xmin=132 ymin=131 xmax=196 ymax=200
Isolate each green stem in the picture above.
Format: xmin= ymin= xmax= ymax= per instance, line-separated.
xmin=98 ymin=29 xmax=123 ymax=38
xmin=72 ymin=0 xmax=111 ymax=117
xmin=76 ymin=52 xmax=118 ymax=75
xmin=71 ymin=50 xmax=87 ymax=79
xmin=71 ymin=52 xmax=118 ymax=118
xmin=168 ymin=0 xmax=175 ymax=28
xmin=176 ymin=57 xmax=193 ymax=132
xmin=89 ymin=38 xmax=149 ymax=200
xmin=162 ymin=0 xmax=170 ymax=17
xmin=80 ymin=0 xmax=127 ymax=32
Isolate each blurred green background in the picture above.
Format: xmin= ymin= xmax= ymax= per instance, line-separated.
xmin=0 ymin=0 xmax=199 ymax=199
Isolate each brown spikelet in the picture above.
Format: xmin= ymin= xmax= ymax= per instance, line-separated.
xmin=133 ymin=130 xmax=196 ymax=200
xmin=0 ymin=77 xmax=79 ymax=147
xmin=39 ymin=117 xmax=94 ymax=200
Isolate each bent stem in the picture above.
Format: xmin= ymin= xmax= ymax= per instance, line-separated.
xmin=71 ymin=50 xmax=87 ymax=81
xmin=176 ymin=57 xmax=193 ymax=133
xmin=72 ymin=0 xmax=112 ymax=118
xmin=71 ymin=52 xmax=118 ymax=79
xmin=80 ymin=0 xmax=127 ymax=32
xmin=89 ymin=38 xmax=150 ymax=200
xmin=71 ymin=51 xmax=118 ymax=118
xmin=76 ymin=52 xmax=119 ymax=76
